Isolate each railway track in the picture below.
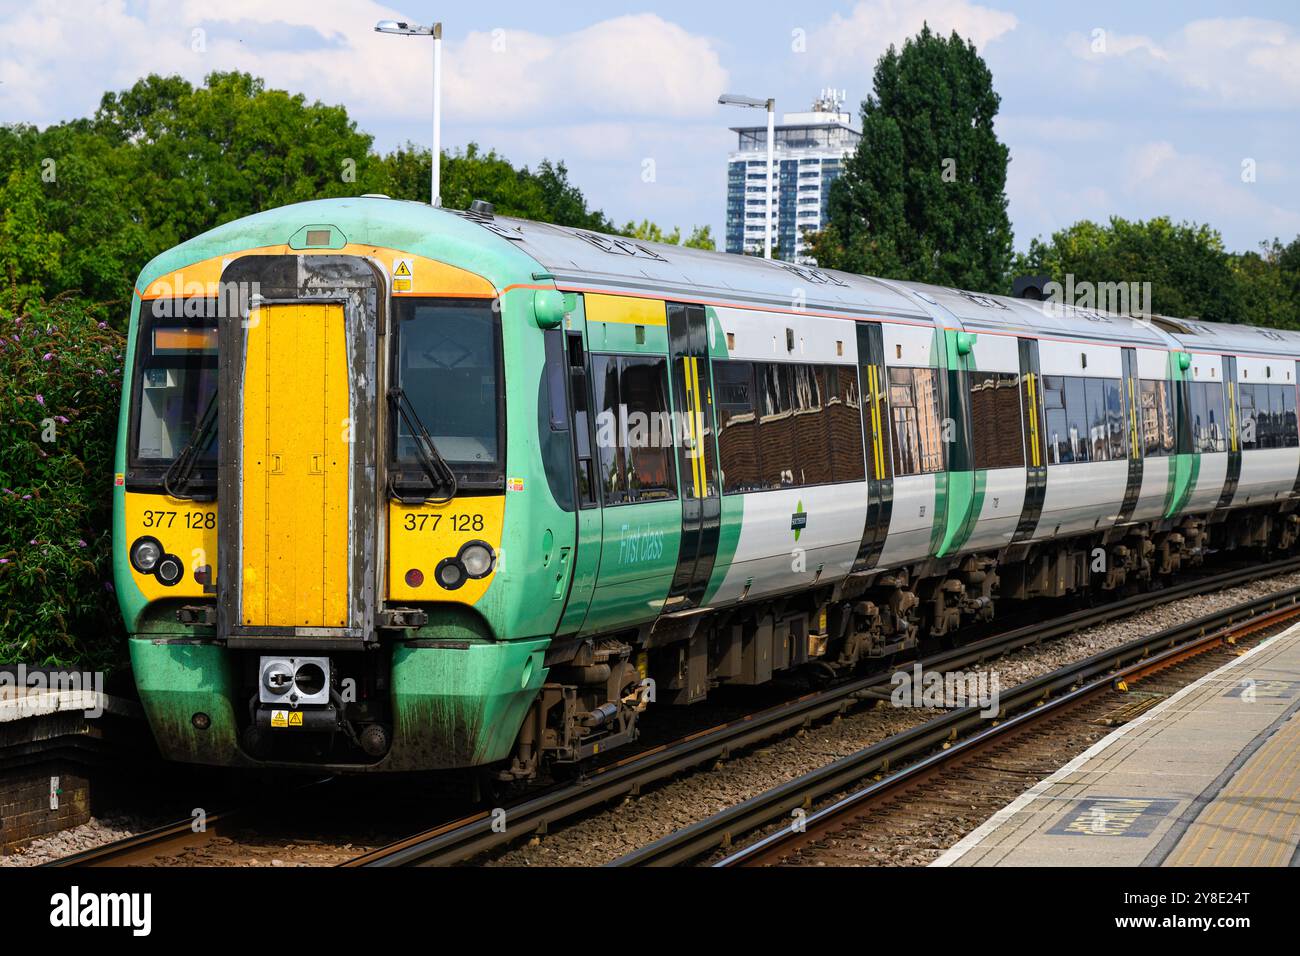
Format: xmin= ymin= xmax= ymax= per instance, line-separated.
xmin=610 ymin=584 xmax=1300 ymax=866
xmin=345 ymin=556 xmax=1300 ymax=867
xmin=43 ymin=557 xmax=1300 ymax=868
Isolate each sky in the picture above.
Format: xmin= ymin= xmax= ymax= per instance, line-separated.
xmin=2 ymin=0 xmax=1298 ymax=253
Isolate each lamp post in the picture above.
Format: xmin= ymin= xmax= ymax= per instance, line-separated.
xmin=375 ymin=18 xmax=443 ymax=207
xmin=719 ymin=93 xmax=775 ymax=259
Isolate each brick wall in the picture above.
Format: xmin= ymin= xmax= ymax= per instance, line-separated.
xmin=0 ymin=761 xmax=91 ymax=851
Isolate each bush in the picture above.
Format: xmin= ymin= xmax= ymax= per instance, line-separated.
xmin=0 ymin=289 xmax=125 ymax=669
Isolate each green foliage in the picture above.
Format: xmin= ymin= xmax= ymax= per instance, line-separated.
xmin=1012 ymin=217 xmax=1300 ymax=327
xmin=373 ymin=142 xmax=614 ymax=231
xmin=811 ymin=24 xmax=1013 ymax=291
xmin=0 ymin=294 xmax=126 ymax=669
xmin=619 ymin=220 xmax=716 ymax=250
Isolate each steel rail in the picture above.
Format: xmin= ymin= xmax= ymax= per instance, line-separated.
xmin=44 ymin=777 xmax=334 ymax=868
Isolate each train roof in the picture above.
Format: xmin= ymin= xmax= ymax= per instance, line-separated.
xmin=472 ymin=212 xmax=1184 ymax=348
xmin=485 ymin=212 xmax=928 ymax=321
xmin=475 ymin=211 xmax=1300 ymax=357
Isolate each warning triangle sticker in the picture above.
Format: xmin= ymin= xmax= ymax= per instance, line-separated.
xmin=394 ymin=260 xmax=412 ymax=277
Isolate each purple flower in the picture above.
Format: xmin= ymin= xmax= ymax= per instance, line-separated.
xmin=55 ymin=415 xmax=69 ymax=424
xmin=94 ymin=369 xmax=104 ymax=376
xmin=42 ymin=352 xmax=54 ymax=361
xmin=35 ymin=394 xmax=44 ymax=406
xmin=0 ymin=559 xmax=9 ymax=565
xmin=97 ymin=322 xmax=107 ymax=330
xmin=22 ymin=494 xmax=31 ymax=500
xmin=29 ymin=539 xmax=36 ymax=545
xmin=77 ymin=540 xmax=87 ymax=548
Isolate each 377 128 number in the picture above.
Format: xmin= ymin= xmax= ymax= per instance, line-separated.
xmin=403 ymin=513 xmax=485 ymax=532
xmin=141 ymin=510 xmax=215 ymax=530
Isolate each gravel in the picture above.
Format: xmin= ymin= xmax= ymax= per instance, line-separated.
xmin=0 ymin=814 xmax=167 ymax=867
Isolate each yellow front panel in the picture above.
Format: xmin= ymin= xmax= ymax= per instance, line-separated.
xmin=241 ymin=303 xmax=350 ymax=627
xmin=388 ymin=496 xmax=505 ymax=605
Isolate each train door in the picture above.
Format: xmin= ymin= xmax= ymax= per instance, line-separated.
xmin=1115 ymin=347 xmax=1144 ymax=524
xmin=1011 ymin=338 xmax=1047 ymax=543
xmin=1216 ymin=355 xmax=1242 ymax=511
xmin=239 ymin=301 xmax=350 ymax=627
xmin=217 ymin=255 xmax=380 ymax=642
xmin=666 ymin=303 xmax=721 ymax=607
xmin=554 ymin=310 xmax=602 ymax=636
xmin=852 ymin=322 xmax=892 ymax=571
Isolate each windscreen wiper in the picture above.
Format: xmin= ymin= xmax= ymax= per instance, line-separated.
xmin=388 ymin=386 xmax=457 ymax=505
xmin=163 ymin=388 xmax=219 ymax=501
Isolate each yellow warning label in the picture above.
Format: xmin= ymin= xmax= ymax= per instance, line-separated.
xmin=288 ymin=711 xmax=303 ymax=727
xmin=393 ymin=258 xmax=413 ymax=293
xmin=270 ymin=710 xmax=288 ymax=728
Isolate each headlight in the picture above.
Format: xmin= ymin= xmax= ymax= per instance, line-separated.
xmin=130 ymin=536 xmax=163 ymax=573
xmin=435 ymin=557 xmax=465 ymax=590
xmin=155 ymin=553 xmax=184 ymax=587
xmin=458 ymin=541 xmax=495 ymax=579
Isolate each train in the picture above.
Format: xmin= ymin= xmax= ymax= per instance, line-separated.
xmin=114 ymin=195 xmax=1300 ymax=777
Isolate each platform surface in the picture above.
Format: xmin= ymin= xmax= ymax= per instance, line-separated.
xmin=934 ymin=620 xmax=1300 ymax=867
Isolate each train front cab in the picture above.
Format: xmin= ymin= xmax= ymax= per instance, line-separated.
xmin=120 ymin=245 xmax=548 ymax=772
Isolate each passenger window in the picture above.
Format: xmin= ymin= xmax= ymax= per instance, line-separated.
xmin=1239 ymin=384 xmax=1258 ymax=451
xmin=715 ymin=361 xmax=761 ymax=494
xmin=792 ymin=364 xmax=832 ymax=485
xmin=888 ymin=367 xmax=944 ymax=476
xmin=1064 ymin=376 xmax=1090 ymax=462
xmin=969 ymin=371 xmax=1024 ymax=470
xmin=1140 ymin=379 xmax=1175 ymax=457
xmin=757 ymin=363 xmax=795 ymax=487
xmin=592 ymin=354 xmax=676 ymax=505
xmin=826 ymin=365 xmax=867 ymax=482
xmin=1042 ymin=375 xmax=1070 ymax=464
xmin=1105 ymin=379 xmax=1126 ymax=460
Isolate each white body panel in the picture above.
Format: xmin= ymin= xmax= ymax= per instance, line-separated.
xmin=714 ymin=305 xmax=860 ymax=364
xmin=1235 ymin=448 xmax=1298 ymax=505
xmin=1035 ymin=460 xmax=1129 ymax=538
xmin=710 ymin=483 xmax=866 ymax=605
xmin=1188 ymin=453 xmax=1228 ymax=513
xmin=1037 ymin=339 xmax=1123 ymax=378
xmin=876 ymin=473 xmax=936 ymax=568
xmin=1130 ymin=455 xmax=1170 ymax=523
xmin=965 ymin=467 xmax=1027 ymax=551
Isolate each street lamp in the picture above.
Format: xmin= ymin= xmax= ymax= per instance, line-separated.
xmin=719 ymin=93 xmax=775 ymax=259
xmin=375 ymin=18 xmax=443 ymax=207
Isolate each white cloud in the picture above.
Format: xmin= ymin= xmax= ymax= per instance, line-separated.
xmin=1122 ymin=140 xmax=1300 ymax=238
xmin=806 ymin=0 xmax=1018 ymax=79
xmin=1070 ymin=17 xmax=1300 ymax=109
xmin=0 ymin=4 xmax=727 ymax=127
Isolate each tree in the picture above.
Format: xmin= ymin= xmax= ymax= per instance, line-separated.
xmin=1009 ymin=216 xmax=1298 ymax=326
xmin=619 ymin=220 xmax=716 ymax=250
xmin=809 ymin=24 xmax=1013 ymax=291
xmin=373 ymin=142 xmax=616 ymax=231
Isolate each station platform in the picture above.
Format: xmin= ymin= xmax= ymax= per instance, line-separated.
xmin=0 ymin=670 xmax=145 ymax=851
xmin=934 ymin=620 xmax=1300 ymax=867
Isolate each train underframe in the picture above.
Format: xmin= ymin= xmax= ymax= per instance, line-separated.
xmin=500 ymin=500 xmax=1300 ymax=781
